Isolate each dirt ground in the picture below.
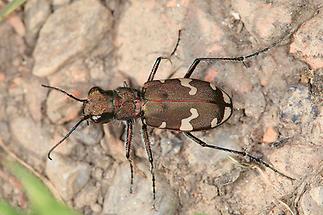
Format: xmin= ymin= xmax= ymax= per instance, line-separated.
xmin=0 ymin=0 xmax=322 ymax=215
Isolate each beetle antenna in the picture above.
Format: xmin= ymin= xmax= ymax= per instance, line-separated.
xmin=47 ymin=115 xmax=90 ymax=160
xmin=42 ymin=84 xmax=88 ymax=103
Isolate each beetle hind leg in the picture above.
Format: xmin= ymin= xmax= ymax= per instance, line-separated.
xmin=183 ymin=132 xmax=295 ymax=181
xmin=125 ymin=120 xmax=134 ymax=193
xmin=141 ymin=118 xmax=156 ymax=200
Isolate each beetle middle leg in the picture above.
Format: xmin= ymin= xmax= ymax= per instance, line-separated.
xmin=125 ymin=119 xmax=134 ymax=193
xmin=183 ymin=132 xmax=295 ymax=180
xmin=141 ymin=118 xmax=156 ymax=200
xmin=184 ymin=39 xmax=283 ymax=78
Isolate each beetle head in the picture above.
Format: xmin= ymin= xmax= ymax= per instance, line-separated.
xmin=84 ymin=87 xmax=115 ymax=123
xmin=42 ymin=84 xmax=115 ymax=160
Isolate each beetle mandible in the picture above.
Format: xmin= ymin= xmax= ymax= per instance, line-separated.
xmin=43 ymin=30 xmax=294 ymax=200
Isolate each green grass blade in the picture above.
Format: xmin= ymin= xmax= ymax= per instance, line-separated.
xmin=7 ymin=162 xmax=80 ymax=215
xmin=0 ymin=201 xmax=22 ymax=215
xmin=0 ymin=0 xmax=26 ymax=22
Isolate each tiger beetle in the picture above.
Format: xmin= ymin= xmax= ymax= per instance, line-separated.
xmin=42 ymin=30 xmax=295 ymax=201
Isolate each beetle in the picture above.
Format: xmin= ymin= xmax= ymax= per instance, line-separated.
xmin=42 ymin=31 xmax=294 ymax=200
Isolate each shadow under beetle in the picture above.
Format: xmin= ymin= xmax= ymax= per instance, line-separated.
xmin=43 ymin=30 xmax=294 ymax=201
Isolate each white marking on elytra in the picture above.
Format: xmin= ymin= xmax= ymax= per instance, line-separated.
xmin=180 ymin=79 xmax=197 ymax=95
xmin=211 ymin=117 xmax=218 ymax=127
xmin=222 ymin=92 xmax=231 ymax=104
xmin=159 ymin=122 xmax=166 ymax=128
xmin=160 ymin=80 xmax=166 ymax=83
xmin=210 ymin=83 xmax=217 ymax=90
xmin=180 ymin=108 xmax=199 ymax=131
xmin=222 ymin=107 xmax=232 ymax=122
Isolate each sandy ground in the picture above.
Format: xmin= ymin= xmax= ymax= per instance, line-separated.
xmin=0 ymin=0 xmax=322 ymax=215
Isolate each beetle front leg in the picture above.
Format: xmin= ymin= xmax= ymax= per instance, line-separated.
xmin=183 ymin=132 xmax=295 ymax=181
xmin=147 ymin=30 xmax=182 ymax=82
xmin=147 ymin=56 xmax=171 ymax=82
xmin=141 ymin=118 xmax=156 ymax=200
xmin=125 ymin=119 xmax=134 ymax=193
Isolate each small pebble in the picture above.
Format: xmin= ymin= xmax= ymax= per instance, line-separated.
xmin=262 ymin=127 xmax=278 ymax=143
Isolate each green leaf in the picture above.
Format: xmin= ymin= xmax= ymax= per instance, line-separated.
xmin=0 ymin=0 xmax=26 ymax=22
xmin=0 ymin=201 xmax=22 ymax=215
xmin=7 ymin=162 xmax=80 ymax=215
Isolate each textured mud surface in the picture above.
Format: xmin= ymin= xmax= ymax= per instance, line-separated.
xmin=0 ymin=0 xmax=322 ymax=215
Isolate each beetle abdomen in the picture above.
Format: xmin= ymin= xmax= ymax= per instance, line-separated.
xmin=142 ymin=78 xmax=233 ymax=131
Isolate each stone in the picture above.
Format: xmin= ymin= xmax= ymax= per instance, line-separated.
xmin=290 ymin=8 xmax=323 ymax=70
xmin=262 ymin=127 xmax=278 ymax=143
xmin=90 ymin=203 xmax=102 ymax=213
xmin=280 ymin=85 xmax=317 ymax=125
xmin=72 ymin=123 xmax=103 ymax=145
xmin=300 ymin=186 xmax=323 ymax=215
xmin=160 ymin=132 xmax=182 ymax=156
xmin=10 ymin=117 xmax=52 ymax=157
xmin=32 ymin=0 xmax=113 ymax=76
xmin=310 ymin=186 xmax=323 ymax=206
xmin=184 ymin=128 xmax=241 ymax=167
xmin=102 ymin=163 xmax=178 ymax=214
xmin=46 ymin=88 xmax=82 ymax=124
xmin=232 ymin=0 xmax=291 ymax=40
xmin=243 ymin=89 xmax=266 ymax=119
xmin=0 ymin=25 xmax=25 ymax=75
xmin=47 ymin=59 xmax=90 ymax=87
xmin=74 ymin=184 xmax=100 ymax=209
xmin=23 ymin=77 xmax=47 ymax=121
xmin=0 ymin=122 xmax=10 ymax=143
xmin=24 ymin=0 xmax=51 ymax=46
xmin=115 ymin=0 xmax=183 ymax=85
xmin=45 ymin=154 xmax=91 ymax=200
xmin=7 ymin=15 xmax=26 ymax=36
xmin=52 ymin=0 xmax=71 ymax=9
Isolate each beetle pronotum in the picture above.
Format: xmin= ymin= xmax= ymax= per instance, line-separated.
xmin=43 ymin=30 xmax=294 ymax=201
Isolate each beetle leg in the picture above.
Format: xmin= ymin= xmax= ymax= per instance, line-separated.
xmin=141 ymin=118 xmax=156 ymax=200
xmin=184 ymin=41 xmax=282 ymax=78
xmin=147 ymin=56 xmax=171 ymax=82
xmin=183 ymin=132 xmax=295 ymax=181
xmin=125 ymin=119 xmax=134 ymax=193
xmin=147 ymin=30 xmax=182 ymax=82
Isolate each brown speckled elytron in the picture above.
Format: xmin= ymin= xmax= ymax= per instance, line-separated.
xmin=143 ymin=79 xmax=232 ymax=131
xmin=42 ymin=32 xmax=294 ymax=201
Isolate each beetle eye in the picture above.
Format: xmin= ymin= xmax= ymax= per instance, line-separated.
xmin=88 ymin=86 xmax=103 ymax=95
xmin=91 ymin=115 xmax=101 ymax=122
